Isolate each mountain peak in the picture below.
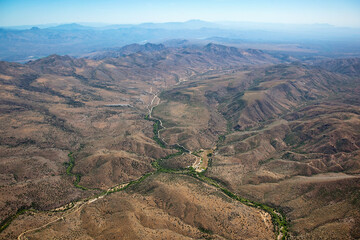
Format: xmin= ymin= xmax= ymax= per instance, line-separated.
xmin=90 ymin=43 xmax=167 ymax=60
xmin=33 ymin=54 xmax=73 ymax=62
xmin=26 ymin=54 xmax=76 ymax=75
xmin=204 ymin=43 xmax=238 ymax=53
xmin=49 ymin=23 xmax=91 ymax=30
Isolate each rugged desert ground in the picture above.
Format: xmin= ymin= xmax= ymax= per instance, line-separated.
xmin=0 ymin=43 xmax=359 ymax=239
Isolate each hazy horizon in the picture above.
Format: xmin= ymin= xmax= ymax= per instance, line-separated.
xmin=2 ymin=19 xmax=360 ymax=30
xmin=1 ymin=0 xmax=360 ymax=28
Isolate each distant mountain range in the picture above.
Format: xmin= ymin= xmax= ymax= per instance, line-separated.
xmin=1 ymin=20 xmax=360 ymax=62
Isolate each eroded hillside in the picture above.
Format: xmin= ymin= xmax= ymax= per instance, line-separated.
xmin=0 ymin=45 xmax=359 ymax=239
xmin=152 ymin=58 xmax=360 ymax=239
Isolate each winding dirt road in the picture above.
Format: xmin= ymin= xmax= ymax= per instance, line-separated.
xmin=17 ymin=182 xmax=130 ymax=240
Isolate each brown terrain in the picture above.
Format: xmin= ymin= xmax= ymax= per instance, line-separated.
xmin=0 ymin=43 xmax=359 ymax=239
xmin=10 ymin=173 xmax=274 ymax=240
xmin=153 ymin=57 xmax=360 ymax=239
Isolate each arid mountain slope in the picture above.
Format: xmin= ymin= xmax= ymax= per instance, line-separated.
xmin=151 ymin=58 xmax=360 ymax=239
xmin=0 ymin=45 xmax=359 ymax=239
xmin=315 ymin=57 xmax=360 ymax=77
xmin=0 ymin=43 xmax=282 ymax=239
xmin=3 ymin=173 xmax=274 ymax=240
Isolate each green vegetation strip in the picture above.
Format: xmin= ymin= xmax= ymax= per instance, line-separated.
xmin=0 ymin=151 xmax=88 ymax=233
xmin=0 ymin=208 xmax=35 ymax=233
xmin=0 ymin=172 xmax=154 ymax=234
xmin=145 ymin=114 xmax=166 ymax=148
xmin=2 ymin=100 xmax=288 ymax=239
xmin=149 ymin=154 xmax=289 ymax=239
xmin=145 ymin=110 xmax=289 ymax=239
xmin=190 ymin=170 xmax=288 ymax=239
xmin=65 ymin=152 xmax=87 ymax=190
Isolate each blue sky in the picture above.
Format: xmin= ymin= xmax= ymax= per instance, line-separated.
xmin=0 ymin=0 xmax=360 ymax=27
